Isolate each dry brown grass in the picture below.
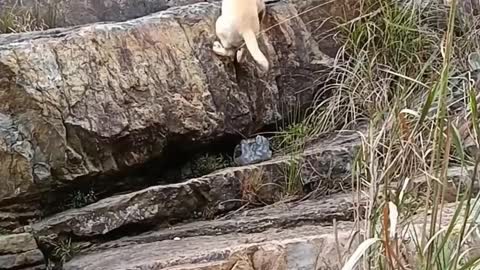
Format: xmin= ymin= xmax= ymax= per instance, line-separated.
xmin=273 ymin=0 xmax=480 ymax=268
xmin=0 ymin=0 xmax=58 ymax=34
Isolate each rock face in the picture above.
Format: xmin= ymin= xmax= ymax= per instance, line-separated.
xmin=0 ymin=233 xmax=45 ymax=270
xmin=0 ymin=0 xmax=211 ymax=28
xmin=65 ymin=223 xmax=360 ymax=270
xmin=0 ymin=1 xmax=330 ymax=213
xmin=0 ymin=0 xmax=359 ymax=34
xmin=61 ymin=200 xmax=474 ymax=270
xmin=31 ymin=130 xmax=359 ymax=238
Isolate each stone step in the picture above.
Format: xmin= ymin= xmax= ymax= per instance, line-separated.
xmin=62 ymin=200 xmax=476 ymax=270
xmin=30 ymin=130 xmax=361 ymax=238
xmin=65 ymin=223 xmax=358 ymax=270
xmin=80 ymin=192 xmax=365 ymax=254
xmin=63 ymin=192 xmax=365 ymax=270
xmin=0 ymin=0 xmax=332 ymax=217
xmin=0 ymin=233 xmax=45 ymax=270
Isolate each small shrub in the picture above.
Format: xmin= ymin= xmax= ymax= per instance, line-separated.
xmin=270 ymin=122 xmax=312 ymax=154
xmin=240 ymin=168 xmax=273 ymax=205
xmin=179 ymin=153 xmax=233 ymax=179
xmin=51 ymin=238 xmax=80 ymax=264
xmin=67 ymin=189 xmax=97 ymax=209
xmin=190 ymin=153 xmax=233 ymax=176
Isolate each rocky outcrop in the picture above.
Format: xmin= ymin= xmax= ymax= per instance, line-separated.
xmin=31 ymin=130 xmax=360 ymax=238
xmin=0 ymin=0 xmax=359 ymax=34
xmin=0 ymin=233 xmax=45 ymax=270
xmin=82 ymin=192 xmax=365 ymax=253
xmin=0 ymin=1 xmax=332 ymax=215
xmin=0 ymin=0 xmax=211 ymax=28
xmin=65 ymin=223 xmax=359 ymax=270
xmin=61 ymin=200 xmax=476 ymax=270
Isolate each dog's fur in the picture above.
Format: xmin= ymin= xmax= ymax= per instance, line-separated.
xmin=212 ymin=0 xmax=269 ymax=72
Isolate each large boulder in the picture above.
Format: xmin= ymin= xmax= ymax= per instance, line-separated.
xmin=30 ymin=130 xmax=359 ymax=238
xmin=0 ymin=0 xmax=358 ymax=32
xmin=0 ymin=1 xmax=329 ymax=215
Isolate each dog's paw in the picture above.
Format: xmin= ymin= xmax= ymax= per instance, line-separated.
xmin=236 ymin=47 xmax=247 ymax=63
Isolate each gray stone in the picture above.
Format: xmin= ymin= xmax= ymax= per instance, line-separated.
xmin=81 ymin=192 xmax=365 ymax=254
xmin=233 ymin=135 xmax=272 ymax=166
xmin=0 ymin=233 xmax=37 ymax=255
xmin=0 ymin=0 xmax=212 ymax=28
xmin=64 ymin=223 xmax=357 ymax=270
xmin=0 ymin=1 xmax=329 ymax=214
xmin=0 ymin=249 xmax=44 ymax=269
xmin=62 ymin=201 xmax=479 ymax=270
xmin=31 ymin=130 xmax=360 ymax=238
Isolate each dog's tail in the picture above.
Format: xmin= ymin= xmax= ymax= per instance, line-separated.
xmin=241 ymin=29 xmax=269 ymax=72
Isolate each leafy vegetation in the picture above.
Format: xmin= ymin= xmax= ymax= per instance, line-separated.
xmin=0 ymin=227 xmax=11 ymax=235
xmin=162 ymin=152 xmax=233 ymax=183
xmin=51 ymin=237 xmax=80 ymax=264
xmin=67 ymin=188 xmax=98 ymax=209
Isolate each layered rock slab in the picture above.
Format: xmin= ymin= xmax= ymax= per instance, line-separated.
xmin=81 ymin=192 xmax=365 ymax=254
xmin=0 ymin=0 xmax=211 ymax=28
xmin=0 ymin=233 xmax=45 ymax=270
xmin=30 ymin=130 xmax=360 ymax=238
xmin=0 ymin=1 xmax=328 ymax=211
xmin=65 ymin=223 xmax=358 ymax=270
xmin=0 ymin=0 xmax=358 ymax=38
xmin=63 ymin=201 xmax=480 ymax=270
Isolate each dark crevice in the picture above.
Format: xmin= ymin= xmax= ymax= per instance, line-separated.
xmin=38 ymin=133 xmax=243 ymax=217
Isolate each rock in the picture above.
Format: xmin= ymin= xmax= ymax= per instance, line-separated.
xmin=233 ymin=135 xmax=272 ymax=166
xmin=0 ymin=233 xmax=38 ymax=255
xmin=80 ymin=192 xmax=364 ymax=253
xmin=0 ymin=211 xmax=40 ymax=231
xmin=0 ymin=233 xmax=45 ymax=270
xmin=64 ymin=220 xmax=359 ymax=270
xmin=290 ymin=0 xmax=359 ymax=57
xmin=31 ymin=130 xmax=360 ymax=238
xmin=0 ymin=0 xmax=212 ymax=29
xmin=62 ymin=201 xmax=479 ymax=270
xmin=0 ymin=1 xmax=328 ymax=214
xmin=0 ymin=249 xmax=44 ymax=269
xmin=0 ymin=0 xmax=360 ymax=36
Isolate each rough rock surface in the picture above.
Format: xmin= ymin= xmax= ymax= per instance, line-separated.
xmin=0 ymin=1 xmax=330 ymax=212
xmin=65 ymin=224 xmax=358 ymax=270
xmin=0 ymin=233 xmax=45 ymax=270
xmin=80 ymin=192 xmax=365 ymax=254
xmin=31 ymin=130 xmax=360 ymax=238
xmin=290 ymin=0 xmax=359 ymax=57
xmin=0 ymin=0 xmax=359 ymax=34
xmin=0 ymin=0 xmax=211 ymax=28
xmin=63 ymin=201 xmax=473 ymax=270
xmin=0 ymin=233 xmax=38 ymax=254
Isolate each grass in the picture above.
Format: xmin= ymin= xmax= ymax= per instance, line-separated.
xmin=272 ymin=0 xmax=480 ymax=268
xmin=0 ymin=0 xmax=58 ymax=34
xmin=51 ymin=237 xmax=80 ymax=265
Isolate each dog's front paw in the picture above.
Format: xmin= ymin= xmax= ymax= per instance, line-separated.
xmin=236 ymin=47 xmax=247 ymax=63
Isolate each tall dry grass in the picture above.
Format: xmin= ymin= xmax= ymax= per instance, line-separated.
xmin=274 ymin=0 xmax=480 ymax=268
xmin=0 ymin=0 xmax=58 ymax=34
